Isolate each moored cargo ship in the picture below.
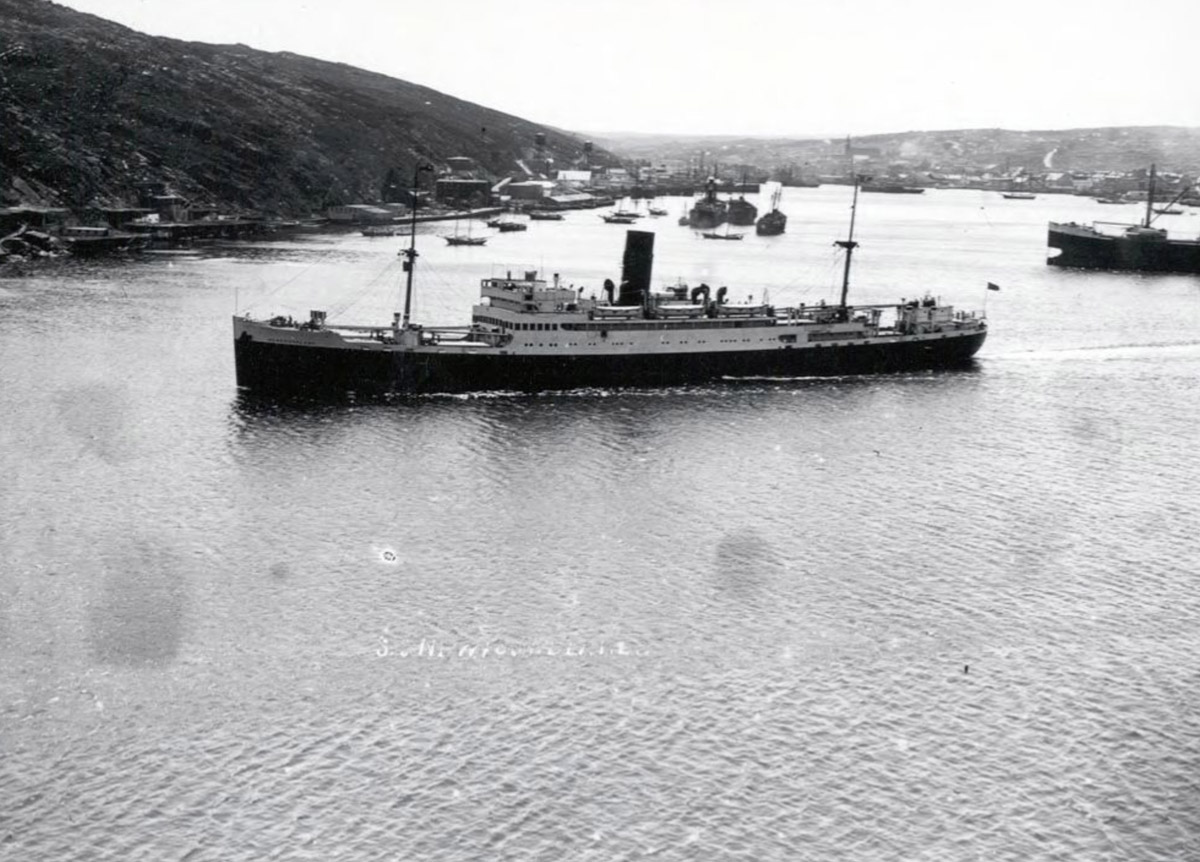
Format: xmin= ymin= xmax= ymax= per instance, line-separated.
xmin=687 ymin=177 xmax=729 ymax=229
xmin=755 ymin=183 xmax=787 ymax=236
xmin=1047 ymin=222 xmax=1200 ymax=272
xmin=727 ymin=196 xmax=758 ymax=226
xmin=1048 ymin=165 xmax=1200 ymax=273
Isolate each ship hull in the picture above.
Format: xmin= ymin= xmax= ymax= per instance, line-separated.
xmin=756 ymin=213 xmax=787 ymax=236
xmin=234 ymin=327 xmax=987 ymax=397
xmin=1048 ymin=222 xmax=1200 ymax=273
xmin=728 ymin=202 xmax=758 ymax=226
xmin=688 ymin=206 xmax=727 ymax=230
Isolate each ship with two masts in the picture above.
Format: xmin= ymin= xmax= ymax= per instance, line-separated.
xmin=1047 ymin=165 xmax=1200 ymax=273
xmin=755 ymin=183 xmax=788 ymax=236
xmin=233 ymin=180 xmax=988 ymax=396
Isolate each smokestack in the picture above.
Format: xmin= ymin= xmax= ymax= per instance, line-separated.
xmin=619 ymin=230 xmax=654 ymax=306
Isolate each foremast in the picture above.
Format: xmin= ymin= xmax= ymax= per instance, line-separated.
xmin=1143 ymin=163 xmax=1157 ymax=229
xmin=835 ymin=174 xmax=863 ymax=319
xmin=400 ymin=163 xmax=434 ymax=327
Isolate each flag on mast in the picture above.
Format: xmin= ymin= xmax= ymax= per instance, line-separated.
xmin=987 ymin=282 xmax=1001 ymax=291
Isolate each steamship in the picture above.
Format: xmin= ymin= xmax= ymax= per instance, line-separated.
xmin=687 ymin=177 xmax=729 ymax=229
xmin=1048 ymin=165 xmax=1200 ymax=273
xmin=233 ymin=184 xmax=988 ymax=397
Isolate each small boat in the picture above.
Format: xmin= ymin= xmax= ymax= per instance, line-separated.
xmin=361 ymin=225 xmax=398 ymax=237
xmin=701 ymin=229 xmax=744 ymax=241
xmin=443 ymin=216 xmax=487 ymax=246
xmin=1002 ymin=192 xmax=1037 ymax=200
xmin=1095 ymin=197 xmax=1128 ymax=204
xmin=487 ymin=217 xmax=527 ymax=232
xmin=602 ymin=214 xmax=637 ymax=224
xmin=528 ymin=210 xmax=564 ymax=221
xmin=1155 ymin=207 xmax=1184 ymax=216
xmin=648 ymin=206 xmax=669 ymax=216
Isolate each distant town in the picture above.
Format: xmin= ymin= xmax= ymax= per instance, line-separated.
xmin=4 ymin=131 xmax=1200 ymax=259
xmin=612 ymin=136 xmax=1200 ymax=202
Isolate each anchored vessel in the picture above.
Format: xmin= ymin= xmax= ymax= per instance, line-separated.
xmin=756 ymin=183 xmax=788 ymax=236
xmin=688 ymin=178 xmax=729 ymax=229
xmin=234 ymin=182 xmax=988 ymax=396
xmin=862 ymin=182 xmax=924 ymax=194
xmin=727 ymin=196 xmax=758 ymax=226
xmin=1048 ymin=165 xmax=1200 ymax=273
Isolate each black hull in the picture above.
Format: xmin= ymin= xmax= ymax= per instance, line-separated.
xmin=235 ymin=331 xmax=987 ymax=397
xmin=756 ymin=213 xmax=787 ymax=236
xmin=1048 ymin=223 xmax=1200 ymax=273
xmin=688 ymin=207 xmax=727 ymax=230
xmin=728 ymin=202 xmax=758 ymax=226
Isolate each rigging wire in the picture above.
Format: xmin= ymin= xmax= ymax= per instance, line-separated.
xmin=241 ymin=242 xmax=343 ymax=316
xmin=326 ymin=256 xmax=404 ymax=320
xmin=771 ymin=246 xmax=845 ymax=305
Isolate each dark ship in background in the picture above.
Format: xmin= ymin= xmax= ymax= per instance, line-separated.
xmin=727 ymin=195 xmax=758 ymax=226
xmin=1048 ymin=165 xmax=1200 ymax=273
xmin=862 ymin=182 xmax=925 ymax=194
xmin=755 ymin=183 xmax=787 ymax=236
xmin=687 ymin=178 xmax=729 ymax=229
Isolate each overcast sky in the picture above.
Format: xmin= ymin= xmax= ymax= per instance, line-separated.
xmin=56 ymin=0 xmax=1200 ymax=137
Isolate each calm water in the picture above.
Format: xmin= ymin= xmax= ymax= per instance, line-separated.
xmin=3 ymin=188 xmax=1200 ymax=861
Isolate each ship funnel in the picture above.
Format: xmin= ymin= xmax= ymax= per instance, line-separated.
xmin=619 ymin=230 xmax=654 ymax=306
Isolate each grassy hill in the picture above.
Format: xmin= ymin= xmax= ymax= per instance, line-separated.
xmin=0 ymin=0 xmax=611 ymax=214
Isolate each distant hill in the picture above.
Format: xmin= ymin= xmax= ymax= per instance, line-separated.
xmin=592 ymin=127 xmax=1200 ymax=177
xmin=0 ymin=0 xmax=612 ymax=214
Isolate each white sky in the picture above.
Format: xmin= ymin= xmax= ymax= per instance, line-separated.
xmin=55 ymin=0 xmax=1200 ymax=137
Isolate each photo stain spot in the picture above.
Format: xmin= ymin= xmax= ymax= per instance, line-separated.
xmin=54 ymin=383 xmax=136 ymax=464
xmin=87 ymin=539 xmax=187 ymax=666
xmin=713 ymin=529 xmax=785 ymax=603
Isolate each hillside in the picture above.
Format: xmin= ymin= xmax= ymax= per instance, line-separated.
xmin=0 ymin=0 xmax=612 ymax=214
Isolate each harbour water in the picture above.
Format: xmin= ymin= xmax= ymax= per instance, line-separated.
xmin=3 ymin=187 xmax=1200 ymax=860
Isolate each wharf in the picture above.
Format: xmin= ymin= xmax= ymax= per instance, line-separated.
xmin=126 ymin=218 xmax=269 ymax=245
xmin=404 ymin=207 xmax=503 ymax=224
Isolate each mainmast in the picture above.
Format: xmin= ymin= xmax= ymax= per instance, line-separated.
xmin=400 ymin=163 xmax=434 ymax=327
xmin=1144 ymin=163 xmax=1157 ymax=229
xmin=835 ymin=174 xmax=863 ymax=315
